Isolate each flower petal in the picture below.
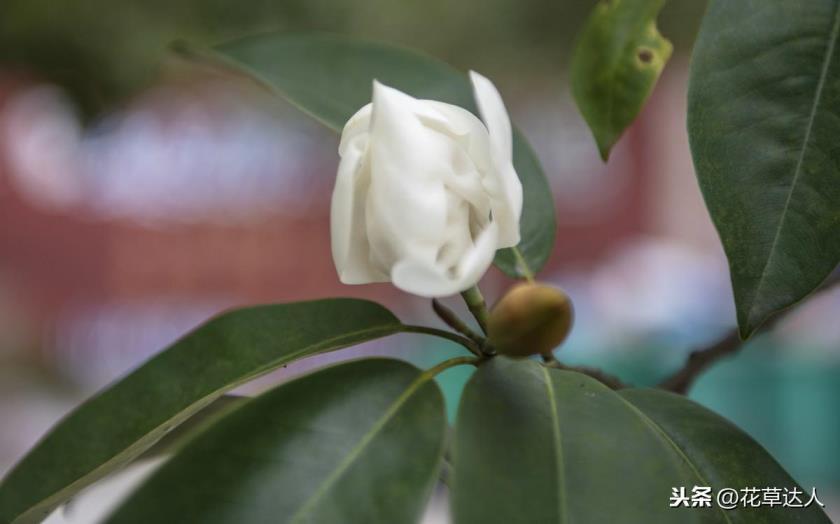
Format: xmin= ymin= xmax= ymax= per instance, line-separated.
xmin=470 ymin=71 xmax=512 ymax=164
xmin=470 ymin=71 xmax=523 ymax=247
xmin=338 ymin=104 xmax=372 ymax=156
xmin=391 ymin=221 xmax=499 ymax=297
xmin=365 ymin=81 xmax=454 ymax=267
xmin=331 ymin=131 xmax=388 ymax=284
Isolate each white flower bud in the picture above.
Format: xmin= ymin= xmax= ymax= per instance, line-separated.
xmin=331 ymin=71 xmax=523 ymax=297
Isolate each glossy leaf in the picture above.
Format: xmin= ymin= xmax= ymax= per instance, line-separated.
xmin=58 ymin=395 xmax=248 ymax=520
xmin=571 ymin=0 xmax=672 ymax=160
xmin=209 ymin=32 xmax=555 ymax=277
xmin=0 ymin=299 xmax=401 ymax=524
xmin=106 ymin=358 xmax=447 ymax=524
xmin=621 ymin=388 xmax=831 ymax=523
xmin=137 ymin=395 xmax=247 ymax=460
xmin=688 ymin=0 xmax=840 ymax=337
xmin=452 ymin=358 xmax=829 ymax=523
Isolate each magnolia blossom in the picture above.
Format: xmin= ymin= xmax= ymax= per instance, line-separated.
xmin=330 ymin=71 xmax=523 ymax=297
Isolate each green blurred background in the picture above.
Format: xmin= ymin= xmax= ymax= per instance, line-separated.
xmin=0 ymin=0 xmax=707 ymax=118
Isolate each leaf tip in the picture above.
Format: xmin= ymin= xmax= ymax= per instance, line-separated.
xmin=597 ymin=140 xmax=614 ymax=162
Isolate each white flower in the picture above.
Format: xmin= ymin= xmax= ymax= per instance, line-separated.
xmin=330 ymin=71 xmax=523 ymax=297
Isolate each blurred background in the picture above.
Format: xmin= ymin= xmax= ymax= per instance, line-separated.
xmin=1 ymin=0 xmax=839 ymax=521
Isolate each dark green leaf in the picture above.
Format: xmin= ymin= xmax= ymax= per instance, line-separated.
xmin=688 ymin=0 xmax=840 ymax=338
xmin=0 ymin=299 xmax=401 ymax=524
xmin=209 ymin=32 xmax=473 ymax=129
xmin=571 ymin=0 xmax=672 ymax=160
xmin=60 ymin=395 xmax=248 ymax=520
xmin=106 ymin=358 xmax=447 ymax=524
xmin=137 ymin=395 xmax=248 ymax=460
xmin=452 ymin=358 xmax=829 ymax=523
xmin=621 ymin=388 xmax=831 ymax=523
xmin=207 ymin=32 xmax=555 ymax=277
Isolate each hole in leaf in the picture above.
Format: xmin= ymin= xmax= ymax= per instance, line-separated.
xmin=637 ymin=48 xmax=654 ymax=64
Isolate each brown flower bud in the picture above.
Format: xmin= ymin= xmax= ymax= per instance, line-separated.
xmin=488 ymin=282 xmax=573 ymax=358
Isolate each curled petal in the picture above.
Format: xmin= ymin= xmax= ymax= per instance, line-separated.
xmin=331 ymin=132 xmax=387 ymax=283
xmin=470 ymin=71 xmax=512 ymax=163
xmin=391 ymin=221 xmax=499 ymax=297
xmin=366 ymin=81 xmax=452 ymax=265
xmin=470 ymin=71 xmax=523 ymax=247
xmin=338 ymin=104 xmax=372 ymax=156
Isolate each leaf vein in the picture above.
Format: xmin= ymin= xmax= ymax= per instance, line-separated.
xmin=748 ymin=2 xmax=840 ymax=326
xmin=288 ymin=364 xmax=441 ymax=523
xmin=541 ymin=367 xmax=568 ymax=524
xmin=616 ymin=395 xmax=733 ymax=524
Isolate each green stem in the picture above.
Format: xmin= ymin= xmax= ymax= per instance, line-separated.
xmin=512 ymin=247 xmax=535 ymax=282
xmin=542 ymin=357 xmax=629 ymax=390
xmin=460 ymin=286 xmax=490 ymax=335
xmin=422 ymin=356 xmax=482 ymax=379
xmin=431 ymin=299 xmax=485 ymax=344
xmin=402 ymin=325 xmax=482 ymax=356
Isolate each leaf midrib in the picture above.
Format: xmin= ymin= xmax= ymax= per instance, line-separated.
xmin=5 ymin=323 xmax=402 ymax=524
xmin=541 ymin=367 xmax=568 ymax=524
xmin=747 ymin=2 xmax=840 ymax=329
xmin=288 ymin=367 xmax=437 ymax=523
xmin=617 ymin=395 xmax=733 ymax=524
